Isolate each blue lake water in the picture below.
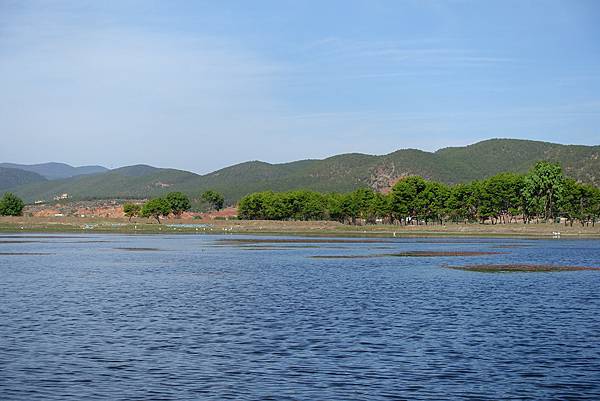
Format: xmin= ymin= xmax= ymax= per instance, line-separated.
xmin=1 ymin=233 xmax=600 ymax=400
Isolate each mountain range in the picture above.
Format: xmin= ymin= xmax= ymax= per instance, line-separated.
xmin=2 ymin=139 xmax=599 ymax=203
xmin=0 ymin=162 xmax=108 ymax=180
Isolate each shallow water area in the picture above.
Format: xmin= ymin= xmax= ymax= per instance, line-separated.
xmin=1 ymin=233 xmax=600 ymax=400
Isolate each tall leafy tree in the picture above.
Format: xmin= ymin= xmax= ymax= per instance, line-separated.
xmin=446 ymin=183 xmax=478 ymax=223
xmin=141 ymin=198 xmax=171 ymax=223
xmin=421 ymin=181 xmax=449 ymax=224
xmin=290 ymin=191 xmax=328 ymax=220
xmin=339 ymin=192 xmax=359 ymax=224
xmin=201 ymin=190 xmax=225 ymax=211
xmin=558 ymin=178 xmax=584 ymax=226
xmin=390 ymin=176 xmax=428 ymax=224
xmin=370 ymin=192 xmax=391 ymax=223
xmin=0 ymin=192 xmax=25 ymax=216
xmin=350 ymin=188 xmax=377 ymax=223
xmin=325 ymin=193 xmax=345 ymax=222
xmin=123 ymin=203 xmax=141 ymax=222
xmin=561 ymin=181 xmax=600 ymax=227
xmin=238 ymin=191 xmax=273 ymax=220
xmin=165 ymin=192 xmax=191 ymax=217
xmin=523 ymin=161 xmax=564 ymax=221
xmin=478 ymin=173 xmax=524 ymax=223
xmin=585 ymin=185 xmax=600 ymax=226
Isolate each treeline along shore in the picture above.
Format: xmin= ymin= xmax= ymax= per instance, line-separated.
xmin=238 ymin=162 xmax=600 ymax=227
xmin=2 ymin=161 xmax=600 ymax=235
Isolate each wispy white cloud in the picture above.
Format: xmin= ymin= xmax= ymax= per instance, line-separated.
xmin=299 ymin=37 xmax=517 ymax=67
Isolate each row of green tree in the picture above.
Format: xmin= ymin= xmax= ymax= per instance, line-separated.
xmin=238 ymin=162 xmax=600 ymax=226
xmin=0 ymin=190 xmax=224 ymax=220
xmin=124 ymin=190 xmax=224 ymax=223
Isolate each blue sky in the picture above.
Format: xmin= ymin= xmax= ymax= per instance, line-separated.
xmin=1 ymin=1 xmax=599 ymax=172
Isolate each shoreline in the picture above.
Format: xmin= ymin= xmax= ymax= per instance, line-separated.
xmin=1 ymin=216 xmax=599 ymax=238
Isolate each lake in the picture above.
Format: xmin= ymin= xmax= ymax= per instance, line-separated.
xmin=1 ymin=233 xmax=600 ymax=400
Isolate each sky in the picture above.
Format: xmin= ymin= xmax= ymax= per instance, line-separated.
xmin=1 ymin=0 xmax=599 ymax=173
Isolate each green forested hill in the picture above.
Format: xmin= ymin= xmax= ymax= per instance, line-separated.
xmin=0 ymin=167 xmax=47 ymax=192
xmin=7 ymin=139 xmax=600 ymax=203
xmin=434 ymin=139 xmax=600 ymax=183
xmin=12 ymin=165 xmax=199 ymax=202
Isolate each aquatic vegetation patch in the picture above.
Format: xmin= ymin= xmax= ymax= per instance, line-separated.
xmin=217 ymin=238 xmax=395 ymax=245
xmin=233 ymin=246 xmax=313 ymax=251
xmin=60 ymin=240 xmax=113 ymax=244
xmin=310 ymin=250 xmax=503 ymax=259
xmin=444 ymin=264 xmax=600 ymax=272
xmin=0 ymin=240 xmax=45 ymax=244
xmin=310 ymin=254 xmax=380 ymax=259
xmin=0 ymin=252 xmax=54 ymax=256
xmin=114 ymin=247 xmax=162 ymax=252
xmin=386 ymin=251 xmax=503 ymax=257
xmin=415 ymin=240 xmax=496 ymax=244
xmin=0 ymin=239 xmax=111 ymax=244
xmin=491 ymin=244 xmax=533 ymax=249
xmin=236 ymin=244 xmax=385 ymax=250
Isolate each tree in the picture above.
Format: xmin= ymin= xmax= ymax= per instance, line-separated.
xmin=201 ymin=190 xmax=225 ymax=211
xmin=140 ymin=198 xmax=171 ymax=223
xmin=238 ymin=192 xmax=271 ymax=219
xmin=524 ymin=161 xmax=564 ymax=221
xmin=165 ymin=192 xmax=191 ymax=217
xmin=350 ymin=188 xmax=377 ymax=224
xmin=585 ymin=185 xmax=600 ymax=226
xmin=370 ymin=192 xmax=391 ymax=223
xmin=421 ymin=181 xmax=449 ymax=225
xmin=0 ymin=192 xmax=25 ymax=216
xmin=477 ymin=173 xmax=524 ymax=224
xmin=123 ymin=203 xmax=141 ymax=222
xmin=325 ymin=192 xmax=345 ymax=222
xmin=447 ymin=183 xmax=478 ymax=223
xmin=284 ymin=190 xmax=327 ymax=221
xmin=390 ymin=176 xmax=428 ymax=224
xmin=558 ymin=178 xmax=582 ymax=226
xmin=559 ymin=181 xmax=600 ymax=227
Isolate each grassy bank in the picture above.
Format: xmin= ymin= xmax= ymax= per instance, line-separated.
xmin=1 ymin=216 xmax=599 ymax=238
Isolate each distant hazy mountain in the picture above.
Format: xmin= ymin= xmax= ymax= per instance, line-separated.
xmin=0 ymin=167 xmax=47 ymax=192
xmin=8 ymin=139 xmax=600 ymax=203
xmin=0 ymin=162 xmax=108 ymax=180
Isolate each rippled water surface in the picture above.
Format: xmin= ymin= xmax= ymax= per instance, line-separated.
xmin=1 ymin=234 xmax=600 ymax=400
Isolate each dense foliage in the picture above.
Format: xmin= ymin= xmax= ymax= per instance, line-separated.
xmin=238 ymin=162 xmax=600 ymax=226
xmin=0 ymin=192 xmax=25 ymax=216
xmin=140 ymin=198 xmax=171 ymax=223
xmin=137 ymin=192 xmax=191 ymax=223
xmin=165 ymin=191 xmax=192 ymax=216
xmin=201 ymin=190 xmax=224 ymax=211
xmin=123 ymin=203 xmax=141 ymax=221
